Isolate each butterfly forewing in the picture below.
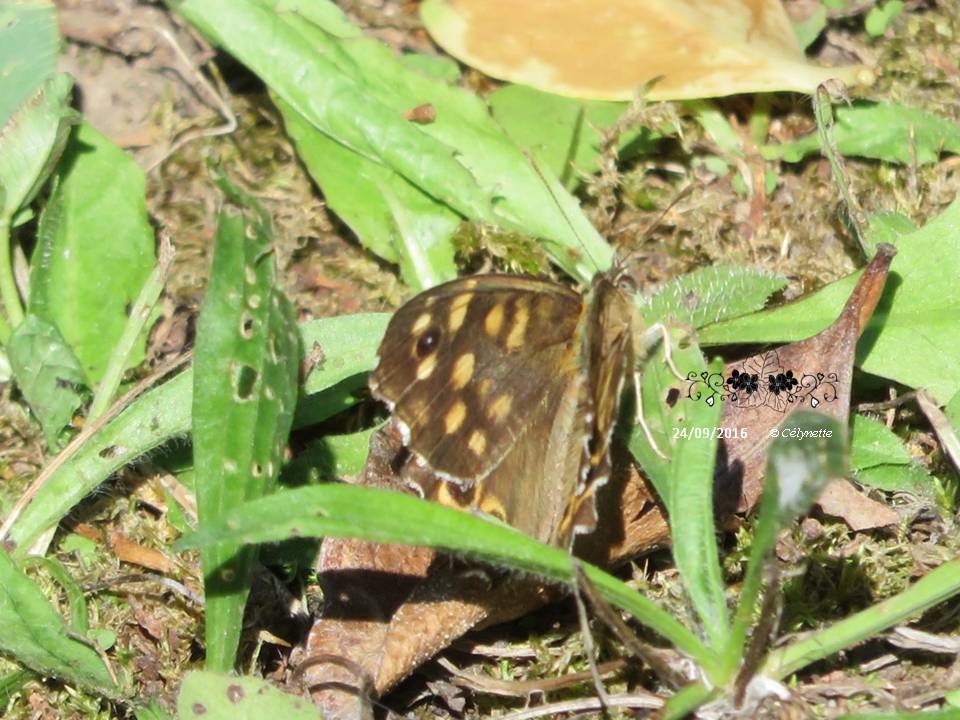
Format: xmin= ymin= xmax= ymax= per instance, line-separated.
xmin=371 ymin=275 xmax=584 ymax=487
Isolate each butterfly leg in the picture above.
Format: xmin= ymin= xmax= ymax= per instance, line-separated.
xmin=647 ymin=321 xmax=686 ymax=381
xmin=634 ymin=371 xmax=668 ymax=460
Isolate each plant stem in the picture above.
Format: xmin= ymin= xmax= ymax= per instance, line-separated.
xmin=0 ymin=216 xmax=23 ymax=339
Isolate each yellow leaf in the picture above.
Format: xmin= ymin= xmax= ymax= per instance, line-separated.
xmin=420 ymin=0 xmax=871 ymax=100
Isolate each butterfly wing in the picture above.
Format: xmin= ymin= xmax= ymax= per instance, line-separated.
xmin=370 ymin=275 xmax=585 ymax=488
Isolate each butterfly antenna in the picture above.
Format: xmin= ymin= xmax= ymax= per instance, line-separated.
xmin=616 ymin=179 xmax=699 ymax=268
xmin=524 ymin=149 xmax=600 ymax=279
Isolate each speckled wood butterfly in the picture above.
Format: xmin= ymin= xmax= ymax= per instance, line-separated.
xmin=370 ymin=261 xmax=673 ymax=547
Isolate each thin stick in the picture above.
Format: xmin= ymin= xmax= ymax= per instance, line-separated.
xmin=570 ymin=558 xmax=612 ymax=710
xmin=0 ymin=352 xmax=191 ymax=541
xmin=915 ymin=389 xmax=960 ymax=475
xmin=87 ymin=232 xmax=174 ymax=421
xmin=437 ymin=656 xmax=626 ymax=697
xmin=497 ymin=692 xmax=663 ymax=720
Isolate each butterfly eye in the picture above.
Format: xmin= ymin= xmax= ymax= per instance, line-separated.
xmin=415 ymin=328 xmax=441 ymax=358
xmin=616 ymin=274 xmax=637 ymax=293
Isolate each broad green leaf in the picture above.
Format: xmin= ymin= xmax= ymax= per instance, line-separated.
xmin=947 ymin=389 xmax=960 ymax=433
xmin=3 ymin=315 xmax=387 ymax=556
xmin=281 ymin=426 xmax=377 ymax=485
xmin=177 ymin=671 xmax=322 ymax=719
xmin=29 ymin=122 xmax=155 ymax=383
xmin=855 ymin=463 xmax=930 ymax=494
xmin=276 ymin=95 xmax=459 ymax=291
xmin=175 ymin=483 xmax=713 ymax=669
xmin=8 ymin=314 xmax=87 ymax=450
xmin=0 ymin=1 xmax=58 ymax=126
xmin=0 ymin=547 xmax=116 ymax=694
xmin=192 ymin=179 xmax=300 ymax=670
xmin=865 ymin=0 xmax=904 ymax=37
xmin=699 ymin=201 xmax=960 ymax=404
xmin=850 ymin=415 xmax=911 ymax=470
xmin=643 ymin=265 xmax=787 ymax=329
xmin=0 ymin=74 xmax=75 ymax=222
xmin=172 ymin=0 xmax=612 ymax=285
xmin=488 ymin=84 xmax=654 ymax=188
xmin=761 ymin=102 xmax=960 ymax=165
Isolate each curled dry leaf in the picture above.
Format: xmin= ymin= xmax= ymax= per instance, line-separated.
xmin=420 ymin=0 xmax=869 ymax=100
xmin=714 ymin=243 xmax=899 ymax=528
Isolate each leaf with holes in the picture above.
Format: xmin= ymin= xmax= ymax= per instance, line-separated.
xmin=191 ymin=176 xmax=300 ymax=671
xmin=177 ymin=671 xmax=325 ymax=719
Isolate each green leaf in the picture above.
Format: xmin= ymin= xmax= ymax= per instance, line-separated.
xmin=276 ymin=95 xmax=459 ymax=291
xmin=29 ymin=122 xmax=155 ymax=383
xmin=667 ymin=358 xmax=728 ymax=649
xmin=865 ymin=0 xmax=905 ymax=37
xmin=850 ymin=414 xmax=911 ymax=470
xmin=699 ymin=201 xmax=960 ymax=404
xmin=281 ymin=426 xmax=378 ymax=484
xmin=0 ymin=1 xmax=59 ymax=126
xmin=8 ymin=314 xmax=87 ymax=450
xmin=175 ymin=483 xmax=714 ymax=670
xmin=761 ymin=102 xmax=960 ymax=165
xmin=792 ymin=4 xmax=827 ymax=50
xmin=134 ymin=700 xmax=175 ymax=720
xmin=3 ymin=314 xmax=386 ymax=556
xmin=855 ymin=463 xmax=931 ymax=494
xmin=0 ymin=73 xmax=75 ymax=222
xmin=192 ymin=178 xmax=300 ymax=671
xmin=488 ymin=84 xmax=655 ymax=189
xmin=172 ymin=0 xmax=612 ymax=285
xmin=0 ymin=547 xmax=116 ymax=694
xmin=643 ymin=266 xmax=787 ymax=329
xmin=177 ymin=671 xmax=323 ymax=719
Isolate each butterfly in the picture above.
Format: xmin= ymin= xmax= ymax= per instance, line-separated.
xmin=369 ymin=258 xmax=678 ymax=547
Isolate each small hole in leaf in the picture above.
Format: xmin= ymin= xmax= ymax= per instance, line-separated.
xmin=240 ymin=313 xmax=255 ymax=338
xmin=665 ymin=388 xmax=680 ymax=407
xmin=234 ymin=365 xmax=258 ymax=400
xmin=251 ymin=463 xmax=263 ymax=477
xmin=99 ymin=445 xmax=121 ymax=459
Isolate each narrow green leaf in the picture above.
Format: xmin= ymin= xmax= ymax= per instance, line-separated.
xmin=643 ymin=266 xmax=787 ymax=329
xmin=177 ymin=671 xmax=322 ymax=719
xmin=8 ymin=314 xmax=87 ymax=450
xmin=0 ymin=547 xmax=116 ymax=694
xmin=764 ymin=559 xmax=960 ymax=679
xmin=192 ymin=178 xmax=300 ymax=670
xmin=699 ymin=201 xmax=960 ymax=404
xmin=663 ymin=356 xmax=729 ymax=649
xmin=855 ymin=463 xmax=931 ymax=494
xmin=3 ymin=314 xmax=386 ymax=556
xmin=29 ymin=122 xmax=155 ymax=384
xmin=792 ymin=4 xmax=827 ymax=50
xmin=175 ymin=483 xmax=714 ymax=670
xmin=761 ymin=102 xmax=960 ymax=165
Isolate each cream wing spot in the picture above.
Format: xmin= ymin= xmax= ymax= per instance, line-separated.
xmin=448 ymin=293 xmax=473 ymax=332
xmin=412 ymin=312 xmax=432 ymax=335
xmin=468 ymin=429 xmax=487 ymax=455
xmin=451 ymin=352 xmax=475 ymax=390
xmin=478 ymin=378 xmax=492 ymax=397
xmin=416 ymin=353 xmax=437 ymax=380
xmin=506 ymin=298 xmax=530 ymax=350
xmin=444 ymin=400 xmax=467 ymax=434
xmin=484 ymin=303 xmax=505 ymax=337
xmin=488 ymin=393 xmax=513 ymax=423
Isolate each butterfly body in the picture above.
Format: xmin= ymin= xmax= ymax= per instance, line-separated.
xmin=370 ymin=269 xmax=640 ymax=545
